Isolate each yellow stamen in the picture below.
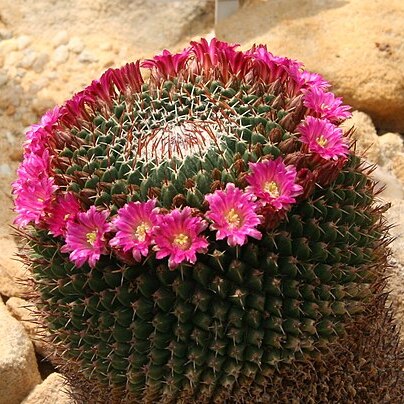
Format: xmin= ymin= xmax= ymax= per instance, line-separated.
xmin=64 ymin=213 xmax=71 ymax=221
xmin=316 ymin=135 xmax=328 ymax=147
xmin=135 ymin=222 xmax=150 ymax=242
xmin=86 ymin=231 xmax=97 ymax=246
xmin=225 ymin=208 xmax=240 ymax=228
xmin=264 ymin=181 xmax=280 ymax=198
xmin=173 ymin=233 xmax=190 ymax=250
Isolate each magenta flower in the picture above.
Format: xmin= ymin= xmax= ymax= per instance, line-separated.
xmin=47 ymin=193 xmax=82 ymax=237
xmin=24 ymin=106 xmax=60 ymax=155
xmin=297 ymin=116 xmax=349 ymax=160
xmin=61 ymin=206 xmax=111 ymax=268
xmin=303 ymin=87 xmax=351 ymax=122
xmin=12 ymin=150 xmax=56 ymax=227
xmin=142 ymin=48 xmax=191 ymax=81
xmin=15 ymin=150 xmax=51 ymax=182
xmin=152 ymin=207 xmax=208 ymax=270
xmin=109 ymin=200 xmax=159 ymax=262
xmin=246 ymin=158 xmax=303 ymax=210
xmin=205 ymin=183 xmax=262 ymax=247
xmin=13 ymin=177 xmax=58 ymax=228
xmin=249 ymin=45 xmax=302 ymax=91
xmin=300 ymin=71 xmax=330 ymax=90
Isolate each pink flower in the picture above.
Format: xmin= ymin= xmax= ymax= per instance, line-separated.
xmin=249 ymin=45 xmax=302 ymax=92
xmin=190 ymin=38 xmax=239 ymax=70
xmin=142 ymin=48 xmax=191 ymax=81
xmin=300 ymin=71 xmax=330 ymax=90
xmin=152 ymin=207 xmax=208 ymax=270
xmin=205 ymin=183 xmax=262 ymax=247
xmin=110 ymin=200 xmax=159 ymax=262
xmin=188 ymin=38 xmax=250 ymax=82
xmin=61 ymin=206 xmax=111 ymax=268
xmin=24 ymin=107 xmax=60 ymax=155
xmin=13 ymin=177 xmax=58 ymax=228
xmin=13 ymin=149 xmax=57 ymax=228
xmin=246 ymin=158 xmax=303 ymax=210
xmin=46 ymin=193 xmax=82 ymax=237
xmin=297 ymin=116 xmax=349 ymax=160
xmin=15 ymin=150 xmax=51 ymax=183
xmin=303 ymin=87 xmax=351 ymax=122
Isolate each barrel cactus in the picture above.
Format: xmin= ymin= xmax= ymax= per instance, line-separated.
xmin=13 ymin=39 xmax=401 ymax=402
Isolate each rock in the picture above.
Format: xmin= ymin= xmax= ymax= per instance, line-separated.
xmin=379 ymin=132 xmax=404 ymax=164
xmin=99 ymin=42 xmax=112 ymax=51
xmin=53 ymin=45 xmax=69 ymax=64
xmin=31 ymin=97 xmax=57 ymax=116
xmin=4 ymin=130 xmax=16 ymax=144
xmin=52 ymin=30 xmax=69 ymax=47
xmin=18 ymin=50 xmax=38 ymax=70
xmin=0 ymin=71 xmax=7 ymax=87
xmin=0 ymin=164 xmax=12 ymax=177
xmin=387 ymin=258 xmax=404 ymax=342
xmin=67 ymin=37 xmax=84 ymax=54
xmin=216 ymin=0 xmax=404 ymax=132
xmin=0 ymin=28 xmax=12 ymax=41
xmin=340 ymin=111 xmax=381 ymax=164
xmin=78 ymin=50 xmax=98 ymax=64
xmin=370 ymin=164 xmax=404 ymax=201
xmin=16 ymin=35 xmax=32 ymax=51
xmin=6 ymin=297 xmax=51 ymax=358
xmin=22 ymin=373 xmax=75 ymax=404
xmin=32 ymin=53 xmax=49 ymax=74
xmin=385 ymin=200 xmax=404 ymax=265
xmin=391 ymin=153 xmax=404 ymax=189
xmin=10 ymin=148 xmax=23 ymax=162
xmin=0 ymin=237 xmax=30 ymax=298
xmin=0 ymin=299 xmax=41 ymax=404
xmin=0 ymin=38 xmax=18 ymax=54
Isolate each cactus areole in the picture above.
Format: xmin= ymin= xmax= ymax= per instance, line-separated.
xmin=13 ymin=39 xmax=389 ymax=402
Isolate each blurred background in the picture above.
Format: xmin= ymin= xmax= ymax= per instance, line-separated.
xmin=0 ymin=0 xmax=403 ymax=401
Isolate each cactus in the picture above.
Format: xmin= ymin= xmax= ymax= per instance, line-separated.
xmin=13 ymin=39 xmax=402 ymax=403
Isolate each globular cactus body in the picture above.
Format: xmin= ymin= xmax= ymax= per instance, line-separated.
xmin=13 ymin=39 xmax=393 ymax=403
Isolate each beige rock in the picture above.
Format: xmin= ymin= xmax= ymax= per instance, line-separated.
xmin=22 ymin=373 xmax=75 ymax=404
xmin=385 ymin=199 xmax=404 ymax=265
xmin=53 ymin=45 xmax=69 ymax=64
xmin=390 ymin=152 xmax=404 ymax=190
xmin=340 ymin=111 xmax=381 ymax=163
xmin=370 ymin=164 xmax=404 ymax=201
xmin=52 ymin=30 xmax=69 ymax=47
xmin=379 ymin=132 xmax=404 ymax=161
xmin=0 ymin=299 xmax=41 ymax=404
xmin=67 ymin=37 xmax=84 ymax=54
xmin=18 ymin=49 xmax=38 ymax=70
xmin=6 ymin=297 xmax=51 ymax=358
xmin=31 ymin=97 xmax=57 ymax=116
xmin=216 ymin=0 xmax=404 ymax=132
xmin=16 ymin=35 xmax=32 ymax=51
xmin=388 ymin=258 xmax=404 ymax=342
xmin=0 ymin=237 xmax=30 ymax=298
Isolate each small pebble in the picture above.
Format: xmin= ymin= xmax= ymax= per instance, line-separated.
xmin=78 ymin=50 xmax=98 ymax=63
xmin=0 ymin=72 xmax=7 ymax=86
xmin=16 ymin=35 xmax=32 ymax=50
xmin=32 ymin=53 xmax=49 ymax=74
xmin=53 ymin=45 xmax=69 ymax=64
xmin=52 ymin=30 xmax=69 ymax=47
xmin=67 ymin=37 xmax=84 ymax=54
xmin=18 ymin=50 xmax=38 ymax=70
xmin=0 ymin=164 xmax=12 ymax=176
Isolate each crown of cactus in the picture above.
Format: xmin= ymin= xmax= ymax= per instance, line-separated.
xmin=13 ymin=39 xmax=390 ymax=403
